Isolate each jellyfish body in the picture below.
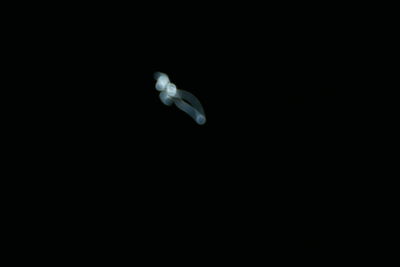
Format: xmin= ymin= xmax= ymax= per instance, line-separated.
xmin=154 ymin=72 xmax=206 ymax=125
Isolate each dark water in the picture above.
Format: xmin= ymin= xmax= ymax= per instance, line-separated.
xmin=10 ymin=3 xmax=357 ymax=257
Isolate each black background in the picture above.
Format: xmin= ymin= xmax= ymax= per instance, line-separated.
xmin=11 ymin=1 xmax=359 ymax=260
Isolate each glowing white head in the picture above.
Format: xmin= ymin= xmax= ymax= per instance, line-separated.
xmin=155 ymin=73 xmax=170 ymax=91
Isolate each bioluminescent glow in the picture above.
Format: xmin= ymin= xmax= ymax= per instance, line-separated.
xmin=154 ymin=72 xmax=206 ymax=125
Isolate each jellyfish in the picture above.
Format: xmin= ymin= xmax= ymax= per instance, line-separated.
xmin=154 ymin=72 xmax=206 ymax=125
